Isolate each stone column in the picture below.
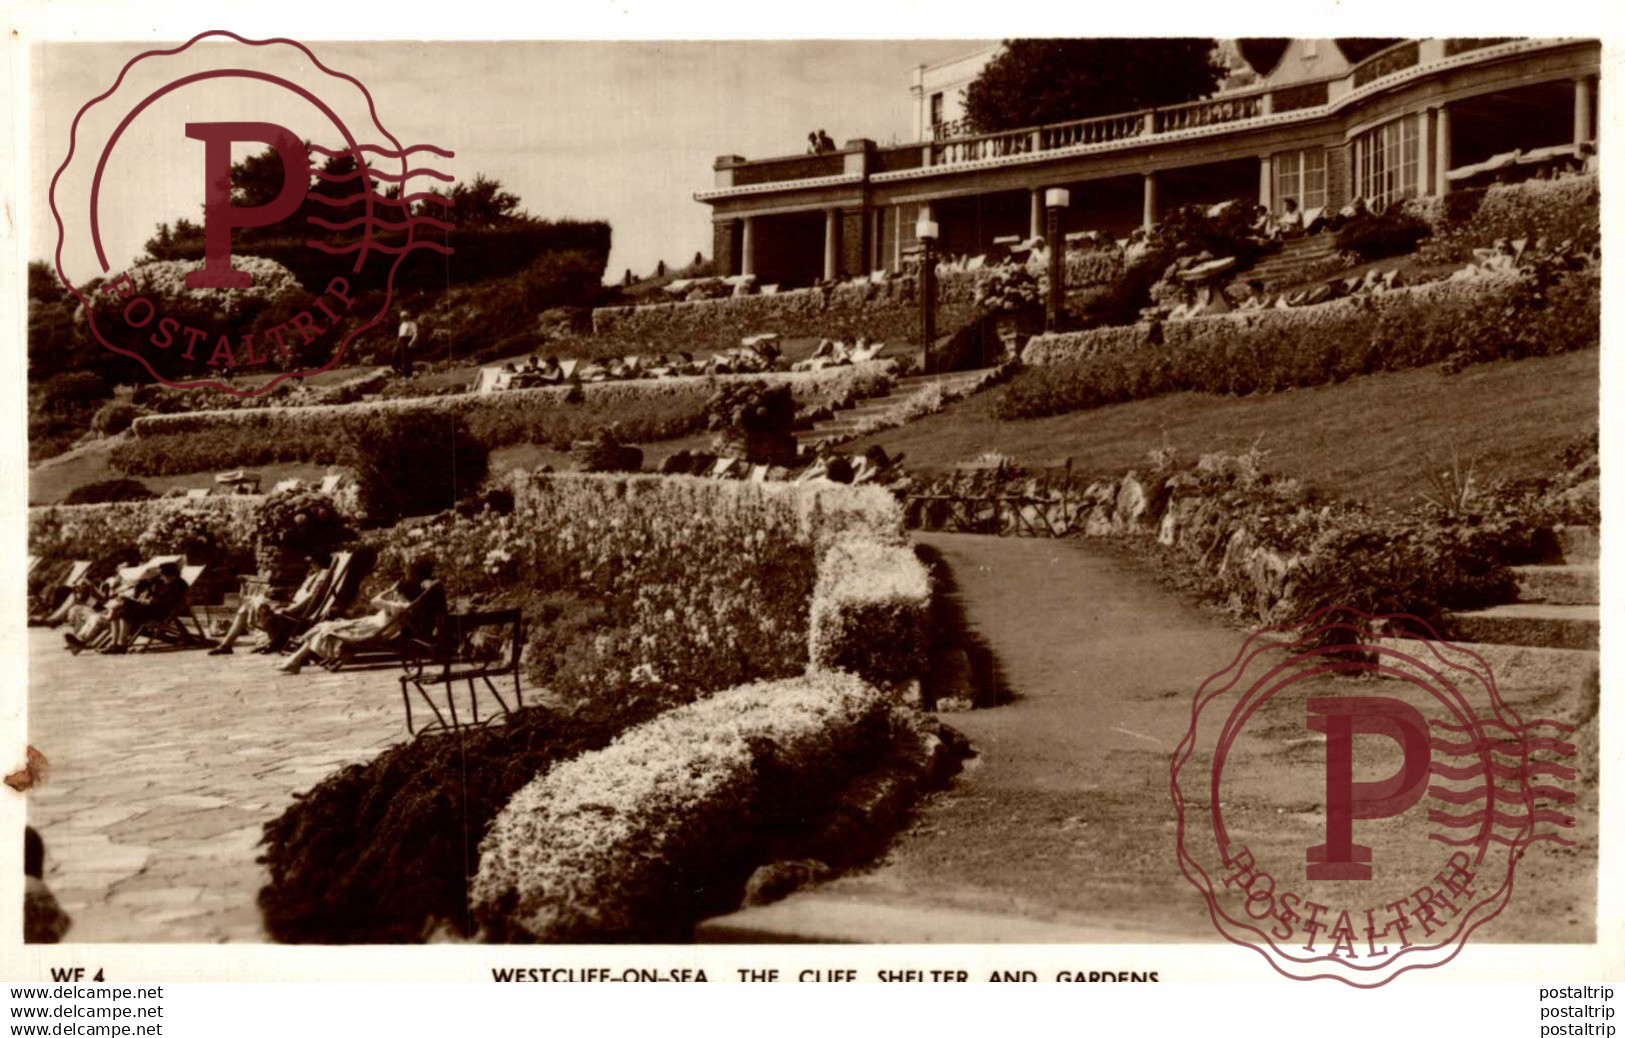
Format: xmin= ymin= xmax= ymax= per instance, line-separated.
xmin=1258 ymin=155 xmax=1272 ymax=210
xmin=823 ymin=209 xmax=840 ymax=282
xmin=1434 ymin=105 xmax=1452 ymax=196
xmin=1142 ymin=172 xmax=1158 ymax=230
xmin=1574 ymin=76 xmax=1594 ymax=147
xmin=1029 ymin=188 xmax=1044 ymax=240
xmin=1417 ymin=109 xmax=1434 ymax=198
xmin=740 ymin=216 xmax=756 ymax=277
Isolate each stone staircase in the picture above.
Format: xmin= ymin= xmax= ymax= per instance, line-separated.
xmin=795 ymin=369 xmax=988 ymax=447
xmin=1242 ymin=233 xmax=1340 ymax=290
xmin=1386 ymin=525 xmax=1600 ymax=692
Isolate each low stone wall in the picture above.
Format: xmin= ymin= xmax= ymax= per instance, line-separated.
xmin=1020 ymin=271 xmax=1523 ymax=368
xmin=592 ymin=278 xmax=977 ymax=353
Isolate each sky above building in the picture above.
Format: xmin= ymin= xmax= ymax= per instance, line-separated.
xmin=30 ymin=39 xmax=992 ymax=285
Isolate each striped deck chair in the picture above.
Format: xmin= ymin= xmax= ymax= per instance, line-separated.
xmin=28 ymin=560 xmax=92 ymax=624
xmin=128 ymin=564 xmax=209 ymax=651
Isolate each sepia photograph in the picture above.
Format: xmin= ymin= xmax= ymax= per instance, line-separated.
xmin=12 ymin=24 xmax=1604 ymax=988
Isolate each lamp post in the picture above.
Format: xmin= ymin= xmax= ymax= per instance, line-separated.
xmin=916 ymin=209 xmax=939 ymax=374
xmin=1044 ymin=187 xmax=1070 ymax=333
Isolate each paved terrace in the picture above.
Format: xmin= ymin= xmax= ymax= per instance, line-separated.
xmin=26 ymin=628 xmax=408 ymax=942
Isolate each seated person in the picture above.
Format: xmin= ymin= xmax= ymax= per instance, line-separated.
xmin=95 ymin=562 xmax=189 ymax=654
xmin=538 ymin=356 xmax=563 ymax=383
xmin=278 ymin=556 xmax=445 ymax=674
xmin=60 ymin=565 xmax=138 ymax=651
xmin=1277 ymin=197 xmax=1304 ymax=236
xmin=208 ymin=552 xmax=333 ymax=655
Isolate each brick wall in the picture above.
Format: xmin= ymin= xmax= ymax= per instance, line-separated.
xmin=1325 ymin=142 xmax=1353 ymax=211
xmin=712 ymin=221 xmax=737 ymax=278
xmin=840 ymin=210 xmax=866 ymax=279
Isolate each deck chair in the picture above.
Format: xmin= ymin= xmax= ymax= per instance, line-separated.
xmin=318 ymin=473 xmax=345 ymax=494
xmin=399 ymin=609 xmax=526 ymax=735
xmin=319 ymin=579 xmax=446 ymax=673
xmin=128 ymin=564 xmax=209 ymax=651
xmin=185 ymin=488 xmax=211 ymax=499
xmin=28 ymin=560 xmax=92 ymax=624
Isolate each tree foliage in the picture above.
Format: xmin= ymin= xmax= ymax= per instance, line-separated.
xmin=962 ymin=39 xmax=1227 ymax=134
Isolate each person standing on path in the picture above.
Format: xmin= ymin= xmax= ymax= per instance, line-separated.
xmin=393 ymin=309 xmax=420 ymax=378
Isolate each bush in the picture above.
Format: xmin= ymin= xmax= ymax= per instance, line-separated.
xmin=29 ymin=497 xmax=259 ymax=571
xmin=342 ymin=410 xmax=490 ymax=524
xmin=1335 ymin=204 xmax=1431 ymax=261
xmin=470 ymin=671 xmax=892 ymax=942
xmin=258 ymin=707 xmax=634 ymax=943
xmin=249 ymin=489 xmax=352 ymax=554
xmin=1001 ymin=265 xmax=1597 ymax=420
xmin=61 ymin=479 xmax=154 ymax=505
xmin=110 ymin=365 xmax=890 ymax=477
xmin=705 ymin=381 xmax=795 ymax=435
xmin=89 ymin=401 xmax=141 ymax=437
xmin=808 ymin=536 xmax=931 ymax=689
xmin=1423 ymin=173 xmax=1600 ymax=264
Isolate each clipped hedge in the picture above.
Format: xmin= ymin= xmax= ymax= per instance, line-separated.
xmin=1427 ymin=173 xmax=1600 ymax=263
xmin=112 ymin=363 xmax=893 ymax=476
xmin=809 ymin=535 xmax=931 ymax=688
xmin=28 ymin=496 xmax=261 ymax=570
xmin=1005 ymin=264 xmax=1597 ymax=420
xmin=470 ymin=671 xmax=891 ymax=942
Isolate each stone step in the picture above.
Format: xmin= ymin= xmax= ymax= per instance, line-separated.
xmin=1556 ymin=525 xmax=1599 ymax=562
xmin=1512 ymin=564 xmax=1599 ymax=605
xmin=1371 ymin=636 xmax=1598 ymax=693
xmin=1444 ymin=603 xmax=1599 ymax=651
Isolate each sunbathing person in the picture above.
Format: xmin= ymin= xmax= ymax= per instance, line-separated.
xmin=95 ymin=562 xmax=189 ymax=654
xmin=60 ymin=563 xmax=140 ymax=651
xmin=278 ymin=556 xmax=445 ymax=675
xmin=208 ymin=552 xmax=332 ymax=655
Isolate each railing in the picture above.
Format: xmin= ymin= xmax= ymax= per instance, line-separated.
xmin=708 ymin=39 xmax=1581 ymax=188
xmin=1040 ymin=111 xmax=1146 ymax=149
xmin=1445 ymin=38 xmax=1516 ymax=58
xmin=931 ymin=127 xmax=1039 ymax=165
xmin=1352 ymin=40 xmax=1421 ymax=87
xmin=1153 ymin=91 xmax=1264 ymax=133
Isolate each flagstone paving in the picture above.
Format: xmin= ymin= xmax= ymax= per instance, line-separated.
xmin=25 ymin=629 xmax=410 ymax=942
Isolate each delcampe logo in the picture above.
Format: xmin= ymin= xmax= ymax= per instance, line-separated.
xmin=49 ymin=30 xmax=456 ymax=396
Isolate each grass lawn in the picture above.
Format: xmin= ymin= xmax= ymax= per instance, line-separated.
xmin=849 ymin=348 xmax=1598 ymax=510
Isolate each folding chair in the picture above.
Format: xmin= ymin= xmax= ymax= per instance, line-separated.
xmin=128 ymin=564 xmax=210 ymax=651
xmin=399 ymin=610 xmax=526 ymax=736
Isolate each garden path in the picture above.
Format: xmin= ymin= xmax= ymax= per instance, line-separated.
xmin=701 ymin=532 xmax=1595 ymax=943
xmin=24 ymin=628 xmax=408 ymax=942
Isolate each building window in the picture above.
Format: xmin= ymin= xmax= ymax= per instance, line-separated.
xmin=1273 ymin=147 xmax=1327 ymax=212
xmin=930 ymin=93 xmax=944 ymax=133
xmin=1356 ymin=115 xmax=1420 ymax=209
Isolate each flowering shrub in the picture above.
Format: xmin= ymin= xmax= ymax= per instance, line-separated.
xmin=250 ymin=490 xmax=351 ymax=554
xmin=1002 ymin=265 xmax=1596 ymax=420
xmin=366 ymin=474 xmax=905 ymax=718
xmin=470 ymin=671 xmax=891 ymax=942
xmin=112 ymin=364 xmax=892 ymax=476
xmin=808 ymin=536 xmax=931 ymax=688
xmin=1422 ymin=172 xmax=1600 ymax=264
xmin=29 ymin=497 xmax=259 ymax=570
xmin=258 ymin=474 xmax=926 ymax=943
xmin=135 ymin=508 xmax=226 ymax=565
xmin=974 ymin=265 xmax=1041 ymax=315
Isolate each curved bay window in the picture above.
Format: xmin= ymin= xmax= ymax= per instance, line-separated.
xmin=1274 ymin=147 xmax=1327 ymax=212
xmin=1356 ymin=114 xmax=1420 ymax=209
